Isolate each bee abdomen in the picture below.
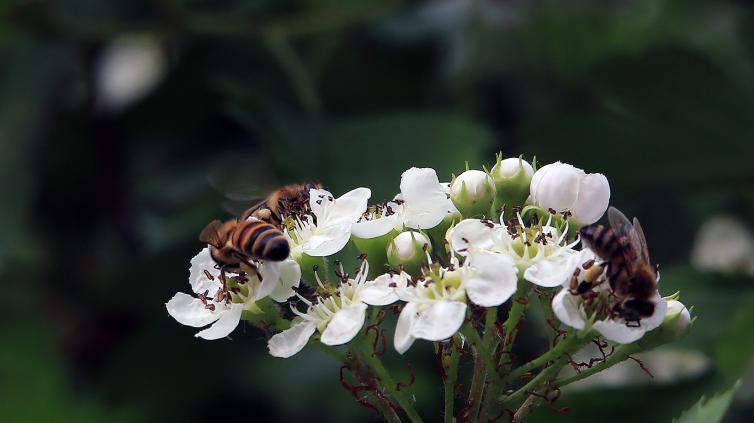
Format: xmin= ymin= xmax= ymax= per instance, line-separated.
xmin=233 ymin=221 xmax=290 ymax=262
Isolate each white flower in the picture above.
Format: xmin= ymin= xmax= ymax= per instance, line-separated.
xmin=267 ymin=262 xmax=400 ymax=358
xmin=351 ymin=201 xmax=404 ymax=239
xmin=691 ymin=216 xmax=754 ymax=276
xmin=399 ymin=167 xmax=458 ymax=229
xmin=530 ymin=162 xmax=610 ymax=226
xmin=449 ymin=213 xmax=579 ymax=287
xmin=394 ymin=251 xmax=517 ymax=354
xmin=166 ymin=247 xmax=301 ymax=340
xmin=96 ymin=35 xmax=166 ymax=112
xmin=551 ymin=250 xmax=667 ymax=344
xmin=286 ymin=187 xmax=371 ymax=257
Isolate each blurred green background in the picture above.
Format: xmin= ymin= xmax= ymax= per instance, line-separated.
xmin=1 ymin=0 xmax=753 ymax=421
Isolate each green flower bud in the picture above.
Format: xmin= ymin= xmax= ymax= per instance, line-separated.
xmin=352 ymin=230 xmax=398 ymax=277
xmin=387 ymin=231 xmax=432 ymax=276
xmin=450 ymin=170 xmax=496 ymax=218
xmin=490 ymin=153 xmax=534 ymax=214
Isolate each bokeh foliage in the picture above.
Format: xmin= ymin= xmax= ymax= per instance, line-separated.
xmin=1 ymin=0 xmax=753 ymax=422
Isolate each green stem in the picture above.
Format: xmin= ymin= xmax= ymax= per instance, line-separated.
xmin=365 ymin=391 xmax=403 ymax=423
xmin=482 ymin=307 xmax=498 ymax=349
xmin=478 ymin=308 xmax=500 ymax=421
xmin=465 ymin=344 xmax=486 ymax=423
xmin=460 ymin=323 xmax=500 ymax=384
xmin=555 ymin=344 xmax=641 ymax=388
xmin=357 ymin=335 xmax=424 ymax=423
xmin=498 ymin=283 xmax=532 ymax=369
xmin=441 ymin=339 xmax=461 ymax=423
xmin=502 ymin=331 xmax=586 ymax=386
xmin=538 ymin=289 xmax=558 ymax=345
xmin=500 ymin=356 xmax=568 ymax=406
xmin=513 ymin=392 xmax=544 ymax=422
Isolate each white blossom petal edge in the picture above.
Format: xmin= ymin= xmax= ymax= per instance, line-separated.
xmin=287 ymin=187 xmax=371 ymax=257
xmin=267 ymin=262 xmax=398 ymax=358
xmin=166 ymin=247 xmax=242 ymax=340
xmin=399 ymin=167 xmax=457 ymax=229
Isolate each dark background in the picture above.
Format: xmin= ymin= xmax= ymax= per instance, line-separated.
xmin=1 ymin=0 xmax=753 ymax=422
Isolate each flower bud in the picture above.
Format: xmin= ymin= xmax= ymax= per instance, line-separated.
xmin=529 ymin=162 xmax=610 ymax=226
xmin=352 ymin=232 xmax=397 ymax=277
xmin=490 ymin=155 xmax=534 ymax=212
xmin=450 ymin=170 xmax=496 ymax=218
xmin=387 ymin=231 xmax=432 ymax=276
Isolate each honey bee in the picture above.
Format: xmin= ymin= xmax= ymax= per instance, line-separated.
xmin=239 ymin=181 xmax=322 ymax=227
xmin=579 ymin=207 xmax=657 ymax=326
xmin=199 ymin=218 xmax=290 ymax=272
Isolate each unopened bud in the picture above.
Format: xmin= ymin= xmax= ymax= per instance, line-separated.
xmin=450 ymin=170 xmax=496 ymax=218
xmin=490 ymin=155 xmax=534 ymax=212
xmin=387 ymin=231 xmax=432 ymax=276
xmin=530 ymin=161 xmax=610 ymax=226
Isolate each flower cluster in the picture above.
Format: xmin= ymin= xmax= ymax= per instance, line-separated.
xmin=166 ymin=153 xmax=694 ymax=421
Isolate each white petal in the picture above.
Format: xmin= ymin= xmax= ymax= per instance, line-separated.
xmin=359 ymin=273 xmax=406 ymax=306
xmin=309 ymin=188 xmax=333 ymax=217
xmin=394 ymin=302 xmax=419 ymax=354
xmin=571 ymin=173 xmax=610 ymax=225
xmin=411 ymin=300 xmax=467 ymax=341
xmin=551 ymin=288 xmax=587 ymax=330
xmin=642 ymin=296 xmax=668 ymax=332
xmin=401 ymin=167 xmax=452 ymax=229
xmin=594 ymin=294 xmax=667 ymax=344
xmin=268 ymin=259 xmax=302 ymax=302
xmin=327 ymin=188 xmax=372 ymax=226
xmin=256 ymin=261 xmax=282 ymax=301
xmin=524 ymin=251 xmax=577 ymax=287
xmin=195 ymin=303 xmax=243 ymax=340
xmin=352 ymin=206 xmax=403 ymax=239
xmin=464 ymin=251 xmax=518 ymax=307
xmin=530 ymin=162 xmax=582 ymax=211
xmin=320 ymin=303 xmax=368 ymax=345
xmin=449 ymin=219 xmax=499 ymax=255
xmin=268 ymin=320 xmax=317 ymax=358
xmin=592 ymin=319 xmax=646 ymax=344
xmin=301 ymin=222 xmax=352 ymax=256
xmin=189 ymin=247 xmax=221 ymax=294
xmin=166 ymin=292 xmax=221 ymax=327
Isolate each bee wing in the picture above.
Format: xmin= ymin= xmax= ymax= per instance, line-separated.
xmin=632 ymin=217 xmax=651 ymax=265
xmin=222 ymin=197 xmax=266 ymax=218
xmin=238 ymin=199 xmax=271 ymax=221
xmin=607 ymin=207 xmax=650 ymax=265
xmin=199 ymin=219 xmax=226 ymax=248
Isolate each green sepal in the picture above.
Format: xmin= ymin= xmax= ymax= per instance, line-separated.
xmin=241 ymin=297 xmax=291 ymax=332
xmin=351 ymin=230 xmax=399 ymax=278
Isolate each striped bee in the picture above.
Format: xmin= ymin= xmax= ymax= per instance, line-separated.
xmin=199 ymin=218 xmax=290 ymax=271
xmin=240 ymin=181 xmax=322 ymax=227
xmin=579 ymin=207 xmax=658 ymax=326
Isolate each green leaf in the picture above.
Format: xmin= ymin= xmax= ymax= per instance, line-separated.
xmin=715 ymin=293 xmax=754 ymax=377
xmin=672 ymin=381 xmax=741 ymax=423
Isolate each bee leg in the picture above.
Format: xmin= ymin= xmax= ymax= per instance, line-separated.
xmin=625 ymin=319 xmax=641 ymax=328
